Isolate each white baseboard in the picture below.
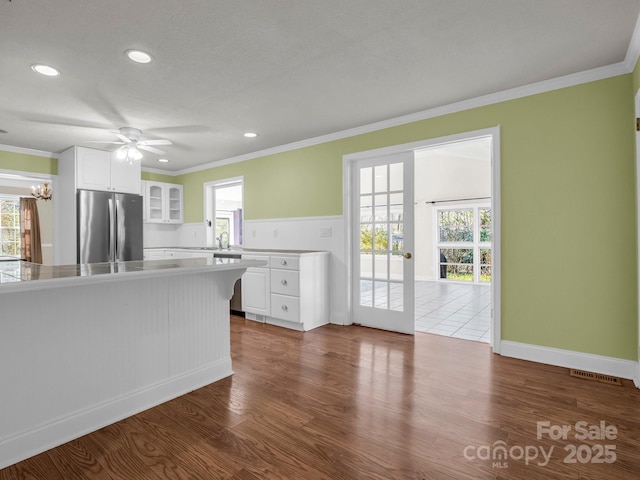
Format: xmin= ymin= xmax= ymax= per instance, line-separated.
xmin=0 ymin=359 xmax=233 ymax=470
xmin=500 ymin=341 xmax=638 ymax=382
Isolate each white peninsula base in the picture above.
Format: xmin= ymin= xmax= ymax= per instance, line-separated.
xmin=0 ymin=259 xmax=258 ymax=469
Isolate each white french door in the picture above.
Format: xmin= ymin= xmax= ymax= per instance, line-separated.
xmin=351 ymin=151 xmax=415 ymax=334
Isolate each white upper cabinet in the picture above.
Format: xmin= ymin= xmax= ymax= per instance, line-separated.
xmin=76 ymin=146 xmax=141 ymax=194
xmin=144 ymin=181 xmax=183 ymax=224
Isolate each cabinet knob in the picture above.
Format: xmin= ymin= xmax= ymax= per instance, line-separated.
xmin=281 ymin=305 xmax=288 ymax=311
xmin=281 ymin=279 xmax=288 ymax=286
xmin=281 ymin=260 xmax=287 ymax=265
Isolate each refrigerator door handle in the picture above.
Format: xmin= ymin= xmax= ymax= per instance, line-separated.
xmin=115 ymin=197 xmax=121 ymax=260
xmin=108 ymin=197 xmax=115 ymax=262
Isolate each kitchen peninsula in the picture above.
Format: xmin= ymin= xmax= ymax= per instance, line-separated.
xmin=0 ymin=257 xmax=264 ymax=469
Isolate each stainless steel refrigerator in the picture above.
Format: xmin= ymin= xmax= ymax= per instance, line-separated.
xmin=77 ymin=189 xmax=143 ymax=264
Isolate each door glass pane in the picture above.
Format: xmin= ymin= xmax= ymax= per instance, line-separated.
xmin=389 ymin=192 xmax=403 ymax=210
xmin=374 ymin=165 xmax=387 ymax=192
xmin=360 ymin=195 xmax=373 ymax=222
xmin=391 ymin=222 xmax=404 ymax=255
xmin=360 ymin=280 xmax=373 ymax=307
xmin=374 ymin=253 xmax=388 ymax=280
xmin=390 ymin=253 xmax=403 ymax=281
xmin=360 ymin=224 xmax=373 ymax=252
xmin=390 ymin=282 xmax=403 ymax=311
xmin=374 ymin=281 xmax=388 ymax=308
xmin=374 ymin=194 xmax=388 ymax=222
xmin=360 ymin=167 xmax=372 ymax=195
xmin=389 ymin=162 xmax=403 ymax=191
xmin=373 ymin=224 xmax=388 ymax=252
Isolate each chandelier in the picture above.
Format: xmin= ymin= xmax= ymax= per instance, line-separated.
xmin=31 ymin=182 xmax=52 ymax=201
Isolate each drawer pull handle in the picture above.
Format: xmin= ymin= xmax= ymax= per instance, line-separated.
xmin=281 ymin=260 xmax=287 ymax=265
xmin=281 ymin=279 xmax=288 ymax=286
xmin=281 ymin=305 xmax=288 ymax=311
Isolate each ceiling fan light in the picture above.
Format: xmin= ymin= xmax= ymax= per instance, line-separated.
xmin=116 ymin=147 xmax=127 ymax=160
xmin=31 ymin=64 xmax=60 ymax=77
xmin=130 ymin=147 xmax=143 ymax=161
xmin=126 ymin=50 xmax=153 ymax=64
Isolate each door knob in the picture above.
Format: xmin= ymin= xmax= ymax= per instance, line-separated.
xmin=404 ymin=252 xmax=412 ymax=259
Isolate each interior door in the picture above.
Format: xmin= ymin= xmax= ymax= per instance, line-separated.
xmin=352 ymin=151 xmax=415 ymax=334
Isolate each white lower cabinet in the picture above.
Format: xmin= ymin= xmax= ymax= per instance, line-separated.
xmin=242 ymin=258 xmax=270 ymax=317
xmin=242 ymin=251 xmax=329 ymax=331
xmin=270 ymin=293 xmax=301 ymax=323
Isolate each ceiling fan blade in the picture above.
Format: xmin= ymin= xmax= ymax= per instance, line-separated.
xmin=138 ymin=145 xmax=166 ymax=155
xmin=139 ymin=139 xmax=172 ymax=146
xmin=115 ymin=133 xmax=132 ymax=143
xmin=84 ymin=141 xmax=125 ymax=144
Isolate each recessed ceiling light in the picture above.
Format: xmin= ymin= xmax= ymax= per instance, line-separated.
xmin=158 ymin=158 xmax=169 ymax=163
xmin=244 ymin=132 xmax=258 ymax=138
xmin=126 ymin=50 xmax=153 ymax=64
xmin=31 ymin=64 xmax=60 ymax=77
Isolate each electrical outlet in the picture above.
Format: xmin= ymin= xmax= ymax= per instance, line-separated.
xmin=273 ymin=229 xmax=278 ymax=237
xmin=320 ymin=227 xmax=333 ymax=237
xmin=252 ymin=229 xmax=256 ymax=238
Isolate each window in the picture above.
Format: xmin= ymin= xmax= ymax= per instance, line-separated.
xmin=436 ymin=205 xmax=491 ymax=283
xmin=205 ymin=179 xmax=243 ymax=248
xmin=215 ymin=218 xmax=230 ymax=241
xmin=0 ymin=198 xmax=20 ymax=256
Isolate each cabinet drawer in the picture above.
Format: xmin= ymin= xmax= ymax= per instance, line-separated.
xmin=270 ymin=269 xmax=299 ymax=296
xmin=270 ymin=294 xmax=300 ymax=322
xmin=242 ymin=254 xmax=270 ymax=263
xmin=270 ymin=256 xmax=299 ymax=270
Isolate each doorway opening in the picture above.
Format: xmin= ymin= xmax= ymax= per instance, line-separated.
xmin=344 ymin=127 xmax=500 ymax=351
xmin=204 ymin=178 xmax=244 ymax=249
xmin=414 ymin=137 xmax=493 ymax=342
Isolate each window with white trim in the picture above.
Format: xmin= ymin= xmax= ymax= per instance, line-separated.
xmin=436 ymin=205 xmax=491 ymax=283
xmin=0 ymin=197 xmax=20 ymax=257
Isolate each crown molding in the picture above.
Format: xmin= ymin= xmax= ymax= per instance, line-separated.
xmin=624 ymin=11 xmax=640 ymax=72
xmin=141 ymin=166 xmax=178 ymax=176
xmin=157 ymin=61 xmax=632 ymax=177
xmin=0 ymin=144 xmax=57 ymax=158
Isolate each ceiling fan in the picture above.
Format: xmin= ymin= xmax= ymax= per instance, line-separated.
xmin=90 ymin=127 xmax=172 ymax=162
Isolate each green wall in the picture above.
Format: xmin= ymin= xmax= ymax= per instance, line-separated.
xmin=178 ymin=75 xmax=638 ymax=361
xmin=0 ymin=74 xmax=637 ymax=362
xmin=0 ymin=150 xmax=57 ymax=175
xmin=141 ymin=171 xmax=177 ymax=184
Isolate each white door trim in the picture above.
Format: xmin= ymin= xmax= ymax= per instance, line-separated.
xmin=635 ymin=90 xmax=640 ymax=388
xmin=343 ymin=126 xmax=502 ymax=353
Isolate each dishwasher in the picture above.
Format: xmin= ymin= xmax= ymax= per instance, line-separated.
xmin=213 ymin=252 xmax=243 ymax=315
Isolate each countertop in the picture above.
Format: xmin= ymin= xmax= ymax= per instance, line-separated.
xmin=0 ymin=257 xmax=266 ymax=293
xmin=145 ymin=246 xmax=326 ymax=255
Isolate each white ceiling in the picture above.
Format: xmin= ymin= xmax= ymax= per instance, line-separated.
xmin=1 ymin=1 xmax=639 ymax=172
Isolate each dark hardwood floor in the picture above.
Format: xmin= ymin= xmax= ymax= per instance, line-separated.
xmin=2 ymin=316 xmax=640 ymax=479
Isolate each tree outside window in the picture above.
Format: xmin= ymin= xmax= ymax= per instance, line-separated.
xmin=0 ymin=198 xmax=20 ymax=256
xmin=437 ymin=206 xmax=491 ymax=282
